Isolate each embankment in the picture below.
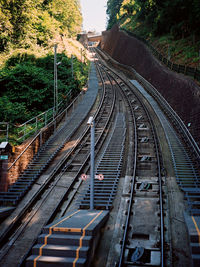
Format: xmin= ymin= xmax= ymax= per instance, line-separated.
xmin=101 ymin=25 xmax=200 ymax=146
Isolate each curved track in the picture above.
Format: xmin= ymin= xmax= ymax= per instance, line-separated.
xmin=0 ymin=48 xmax=199 ymax=267
xmin=0 ymin=59 xmax=116 ymax=266
xmin=101 ymin=65 xmax=165 ymax=267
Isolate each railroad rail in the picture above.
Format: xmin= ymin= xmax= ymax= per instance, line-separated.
xmin=0 ymin=47 xmax=199 ymax=267
xmin=96 ymin=48 xmax=200 ymax=266
xmin=0 ymin=59 xmax=117 ymax=265
xmin=79 ymin=112 xmax=126 ymax=210
xmin=22 ymin=59 xmax=125 ymax=264
xmin=104 ymin=66 xmax=165 ymax=266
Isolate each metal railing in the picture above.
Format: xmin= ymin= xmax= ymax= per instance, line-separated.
xmin=7 ymin=89 xmax=85 ymax=184
xmin=0 ymin=90 xmax=74 ymax=143
xmin=0 ymin=122 xmax=9 ymax=142
xmin=122 ymin=28 xmax=200 ymax=82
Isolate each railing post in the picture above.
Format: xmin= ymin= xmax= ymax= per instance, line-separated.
xmin=40 ymin=132 xmax=42 ymax=147
xmin=24 ymin=123 xmax=26 ymax=141
xmin=45 ymin=112 xmax=47 ymax=126
xmin=36 ymin=117 xmax=38 ymax=130
xmin=65 ymin=109 xmax=68 ymax=121
xmin=6 ymin=123 xmax=9 ymax=142
xmin=87 ymin=117 xmax=95 ymax=210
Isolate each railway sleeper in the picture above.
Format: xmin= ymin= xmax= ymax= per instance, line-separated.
xmin=82 ymin=195 xmax=115 ymax=200
xmin=177 ymin=182 xmax=200 ymax=188
xmin=8 ymin=184 xmax=30 ymax=190
xmin=87 ymin=185 xmax=117 ymax=190
xmin=80 ymin=199 xmax=113 ymax=204
xmin=82 ymin=191 xmax=117 ymax=196
xmin=0 ymin=199 xmax=18 ymax=206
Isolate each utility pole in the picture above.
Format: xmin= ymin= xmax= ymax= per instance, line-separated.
xmin=54 ymin=44 xmax=58 ymax=114
xmin=81 ymin=48 xmax=83 ymax=73
xmin=71 ymin=55 xmax=74 ymax=79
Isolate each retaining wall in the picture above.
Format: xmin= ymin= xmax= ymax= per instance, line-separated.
xmin=101 ymin=25 xmax=200 ymax=146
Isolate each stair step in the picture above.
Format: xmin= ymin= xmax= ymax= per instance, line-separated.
xmin=38 ymin=234 xmax=92 ymax=246
xmin=32 ymin=244 xmax=89 ymax=258
xmin=191 ymin=243 xmax=200 ymax=254
xmin=26 ymin=255 xmax=86 ymax=267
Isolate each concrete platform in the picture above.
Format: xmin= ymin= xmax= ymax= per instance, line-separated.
xmin=184 ymin=212 xmax=200 ymax=266
xmin=43 ymin=209 xmax=109 ymax=235
xmin=26 ymin=210 xmax=109 ymax=267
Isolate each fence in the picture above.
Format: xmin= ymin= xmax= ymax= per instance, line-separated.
xmin=6 ymin=89 xmax=85 ymax=185
xmin=122 ymin=28 xmax=200 ymax=82
xmin=0 ymin=89 xmax=76 ymax=143
xmin=0 ymin=123 xmax=9 ymax=142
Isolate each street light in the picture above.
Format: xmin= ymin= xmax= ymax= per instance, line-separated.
xmin=54 ymin=45 xmax=62 ymax=115
xmin=87 ymin=116 xmax=95 ymax=210
xmin=71 ymin=55 xmax=75 ymax=78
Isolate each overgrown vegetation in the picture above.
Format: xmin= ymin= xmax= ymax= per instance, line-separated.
xmin=0 ymin=52 xmax=89 ymax=124
xmin=0 ymin=0 xmax=82 ymax=51
xmin=106 ymin=0 xmax=200 ymax=68
xmin=0 ymin=1 xmax=90 ymax=144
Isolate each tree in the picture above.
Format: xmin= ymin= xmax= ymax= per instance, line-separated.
xmin=106 ymin=0 xmax=123 ymax=29
xmin=107 ymin=0 xmax=200 ymax=38
xmin=0 ymin=0 xmax=82 ymax=50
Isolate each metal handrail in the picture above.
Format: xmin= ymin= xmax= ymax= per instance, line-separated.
xmin=8 ymin=90 xmax=84 ymax=171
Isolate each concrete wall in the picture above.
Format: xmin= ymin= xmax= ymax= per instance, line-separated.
xmin=101 ymin=25 xmax=200 ymax=146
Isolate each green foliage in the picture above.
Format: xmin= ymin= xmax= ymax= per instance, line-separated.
xmin=0 ymin=52 xmax=88 ymax=124
xmin=0 ymin=0 xmax=82 ymax=51
xmin=106 ymin=0 xmax=124 ymax=29
xmin=107 ymin=0 xmax=200 ymax=38
xmin=0 ymin=96 xmax=27 ymax=122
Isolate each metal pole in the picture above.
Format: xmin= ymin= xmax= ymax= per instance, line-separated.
xmin=71 ymin=55 xmax=74 ymax=78
xmin=6 ymin=123 xmax=9 ymax=142
xmin=90 ymin=120 xmax=95 ymax=210
xmin=81 ymin=48 xmax=83 ymax=73
xmin=54 ymin=44 xmax=58 ymax=114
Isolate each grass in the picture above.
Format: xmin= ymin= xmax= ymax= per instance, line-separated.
xmin=151 ymin=35 xmax=200 ymax=68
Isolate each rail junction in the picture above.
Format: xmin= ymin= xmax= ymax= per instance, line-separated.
xmin=0 ymin=47 xmax=199 ymax=267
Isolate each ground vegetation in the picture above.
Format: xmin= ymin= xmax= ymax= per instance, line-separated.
xmin=106 ymin=0 xmax=200 ymax=68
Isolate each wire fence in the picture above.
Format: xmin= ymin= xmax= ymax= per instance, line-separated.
xmin=122 ymin=28 xmax=200 ymax=82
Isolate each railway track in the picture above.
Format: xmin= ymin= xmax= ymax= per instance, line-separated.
xmin=0 ymin=59 xmax=117 ymax=266
xmin=0 ymin=47 xmax=199 ymax=267
xmin=96 ymin=48 xmax=200 ymax=266
xmin=99 ymin=65 xmax=166 ymax=267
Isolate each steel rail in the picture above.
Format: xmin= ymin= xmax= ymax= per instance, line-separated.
xmin=0 ymin=61 xmax=110 ymax=248
xmin=96 ymin=47 xmax=200 ymax=163
xmin=46 ymin=60 xmax=116 ymax=221
xmin=7 ymin=90 xmax=84 ymax=172
xmin=111 ymin=74 xmax=138 ymax=267
xmin=19 ymin=61 xmax=117 ymax=267
xmin=104 ymin=66 xmax=165 ymax=267
xmin=1 ymin=59 xmax=116 ymax=266
xmin=136 ymin=72 xmax=200 ymax=163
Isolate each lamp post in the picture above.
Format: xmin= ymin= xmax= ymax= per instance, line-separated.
xmin=87 ymin=116 xmax=95 ymax=210
xmin=54 ymin=44 xmax=57 ymax=114
xmin=71 ymin=55 xmax=74 ymax=79
xmin=54 ymin=44 xmax=61 ymax=114
xmin=81 ymin=48 xmax=83 ymax=73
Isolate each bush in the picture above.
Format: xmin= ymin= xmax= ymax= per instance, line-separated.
xmin=0 ymin=52 xmax=89 ymax=124
xmin=0 ymin=96 xmax=28 ymax=123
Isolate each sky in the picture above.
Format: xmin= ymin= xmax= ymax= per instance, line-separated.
xmin=80 ymin=0 xmax=108 ymax=33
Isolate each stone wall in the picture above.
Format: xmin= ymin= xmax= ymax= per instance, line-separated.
xmin=101 ymin=25 xmax=200 ymax=146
